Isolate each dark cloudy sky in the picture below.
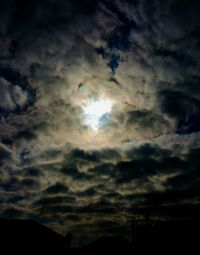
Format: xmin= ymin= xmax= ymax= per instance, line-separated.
xmin=1 ymin=0 xmax=200 ymax=244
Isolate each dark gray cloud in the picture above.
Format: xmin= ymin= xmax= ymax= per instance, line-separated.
xmin=60 ymin=162 xmax=92 ymax=180
xmin=14 ymin=129 xmax=37 ymax=141
xmin=75 ymin=187 xmax=98 ymax=197
xmin=126 ymin=110 xmax=172 ymax=137
xmin=33 ymin=196 xmax=76 ymax=208
xmin=116 ymin=159 xmax=157 ymax=184
xmin=1 ymin=207 xmax=25 ymax=219
xmin=70 ymin=148 xmax=120 ymax=164
xmin=34 ymin=205 xmax=75 ymax=215
xmin=0 ymin=67 xmax=36 ymax=116
xmin=158 ymin=89 xmax=200 ymax=121
xmin=70 ymin=149 xmax=100 ymax=162
xmin=76 ymin=199 xmax=121 ymax=214
xmin=0 ymin=143 xmax=12 ymax=163
xmin=126 ymin=143 xmax=172 ymax=160
xmin=88 ymin=163 xmax=115 ymax=178
xmin=23 ymin=167 xmax=42 ymax=177
xmin=165 ymin=171 xmax=200 ymax=191
xmin=44 ymin=183 xmax=69 ymax=194
xmin=0 ymin=176 xmax=40 ymax=192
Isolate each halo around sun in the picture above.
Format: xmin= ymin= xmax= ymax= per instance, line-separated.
xmin=83 ymin=98 xmax=112 ymax=131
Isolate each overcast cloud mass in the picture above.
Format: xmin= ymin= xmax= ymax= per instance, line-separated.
xmin=0 ymin=0 xmax=200 ymax=245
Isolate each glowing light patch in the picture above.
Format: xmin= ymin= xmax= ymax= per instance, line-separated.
xmin=83 ymin=98 xmax=112 ymax=131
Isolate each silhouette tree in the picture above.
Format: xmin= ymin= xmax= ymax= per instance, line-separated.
xmin=126 ymin=215 xmax=140 ymax=244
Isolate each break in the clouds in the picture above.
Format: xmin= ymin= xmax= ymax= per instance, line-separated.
xmin=0 ymin=0 xmax=200 ymax=244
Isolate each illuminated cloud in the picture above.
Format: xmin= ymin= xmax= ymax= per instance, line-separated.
xmin=83 ymin=98 xmax=113 ymax=131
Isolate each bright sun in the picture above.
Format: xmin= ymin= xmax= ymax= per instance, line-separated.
xmin=83 ymin=98 xmax=112 ymax=131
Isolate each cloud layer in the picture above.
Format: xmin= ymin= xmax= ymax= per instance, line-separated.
xmin=0 ymin=0 xmax=200 ymax=244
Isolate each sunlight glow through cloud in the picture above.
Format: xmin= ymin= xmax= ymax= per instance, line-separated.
xmin=83 ymin=98 xmax=112 ymax=131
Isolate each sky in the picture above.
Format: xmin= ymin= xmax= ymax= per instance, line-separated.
xmin=0 ymin=0 xmax=200 ymax=244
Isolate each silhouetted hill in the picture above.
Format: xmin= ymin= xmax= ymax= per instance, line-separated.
xmin=0 ymin=219 xmax=68 ymax=253
xmin=84 ymin=219 xmax=200 ymax=252
xmin=140 ymin=219 xmax=199 ymax=247
xmin=134 ymin=219 xmax=200 ymax=252
xmin=85 ymin=235 xmax=132 ymax=250
xmin=0 ymin=218 xmax=199 ymax=252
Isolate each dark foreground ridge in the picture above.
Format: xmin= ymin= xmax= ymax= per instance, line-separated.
xmin=0 ymin=219 xmax=68 ymax=253
xmin=0 ymin=218 xmax=199 ymax=252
